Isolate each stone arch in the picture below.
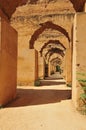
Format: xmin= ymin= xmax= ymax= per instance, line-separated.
xmin=29 ymin=21 xmax=70 ymax=49
xmin=48 ymin=50 xmax=65 ymax=62
xmin=49 ymin=53 xmax=63 ymax=62
xmin=40 ymin=39 xmax=66 ymax=56
xmin=52 ymin=60 xmax=62 ymax=66
xmin=50 ymin=57 xmax=62 ymax=65
xmin=0 ymin=0 xmax=85 ymax=19
xmin=45 ymin=48 xmax=65 ymax=61
xmin=50 ymin=57 xmax=62 ymax=63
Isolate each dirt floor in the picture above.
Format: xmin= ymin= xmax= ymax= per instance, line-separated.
xmin=0 ymin=81 xmax=86 ymax=130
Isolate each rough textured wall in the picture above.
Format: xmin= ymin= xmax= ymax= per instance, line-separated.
xmin=18 ymin=49 xmax=37 ymax=85
xmin=0 ymin=18 xmax=17 ymax=106
xmin=0 ymin=0 xmax=75 ymax=18
xmin=11 ymin=4 xmax=74 ymax=85
xmin=0 ymin=0 xmax=85 ymax=19
xmin=38 ymin=54 xmax=44 ymax=79
xmin=72 ymin=13 xmax=86 ymax=108
xmin=76 ymin=13 xmax=86 ymax=75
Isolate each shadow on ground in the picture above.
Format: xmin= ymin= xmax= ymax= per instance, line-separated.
xmin=44 ymin=77 xmax=63 ymax=80
xmin=40 ymin=80 xmax=66 ymax=86
xmin=6 ymin=88 xmax=71 ymax=108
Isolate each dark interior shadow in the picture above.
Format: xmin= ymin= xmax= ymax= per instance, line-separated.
xmin=6 ymin=88 xmax=71 ymax=108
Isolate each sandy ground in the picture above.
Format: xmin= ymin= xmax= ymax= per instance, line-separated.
xmin=0 ymin=80 xmax=86 ymax=130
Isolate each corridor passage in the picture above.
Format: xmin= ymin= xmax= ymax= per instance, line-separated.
xmin=0 ymin=74 xmax=86 ymax=130
xmin=40 ymin=72 xmax=66 ymax=86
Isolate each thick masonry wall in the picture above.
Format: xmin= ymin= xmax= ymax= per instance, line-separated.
xmin=72 ymin=13 xmax=86 ymax=108
xmin=11 ymin=13 xmax=74 ymax=85
xmin=0 ymin=18 xmax=17 ymax=105
xmin=18 ymin=49 xmax=38 ymax=85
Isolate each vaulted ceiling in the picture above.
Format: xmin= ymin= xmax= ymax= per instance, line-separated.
xmin=0 ymin=0 xmax=85 ymax=19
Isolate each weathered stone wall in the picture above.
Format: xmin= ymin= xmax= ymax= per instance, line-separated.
xmin=0 ymin=18 xmax=17 ymax=106
xmin=38 ymin=54 xmax=44 ymax=79
xmin=0 ymin=0 xmax=76 ymax=18
xmin=18 ymin=49 xmax=38 ymax=85
xmin=72 ymin=13 xmax=86 ymax=108
xmin=11 ymin=9 xmax=74 ymax=85
xmin=65 ymin=48 xmax=72 ymax=83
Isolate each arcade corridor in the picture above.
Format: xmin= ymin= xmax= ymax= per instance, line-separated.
xmin=0 ymin=0 xmax=86 ymax=129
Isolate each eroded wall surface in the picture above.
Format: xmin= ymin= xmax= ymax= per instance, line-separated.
xmin=72 ymin=13 xmax=86 ymax=108
xmin=38 ymin=54 xmax=44 ymax=79
xmin=0 ymin=18 xmax=17 ymax=105
xmin=11 ymin=11 xmax=74 ymax=85
xmin=18 ymin=49 xmax=38 ymax=85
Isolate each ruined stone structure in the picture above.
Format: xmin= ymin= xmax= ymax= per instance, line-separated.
xmin=0 ymin=0 xmax=86 ymax=109
xmin=11 ymin=5 xmax=74 ymax=85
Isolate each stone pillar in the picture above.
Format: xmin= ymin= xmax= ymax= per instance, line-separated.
xmin=61 ymin=56 xmax=66 ymax=79
xmin=48 ymin=61 xmax=50 ymax=76
xmin=63 ymin=48 xmax=72 ymax=83
xmin=66 ymin=48 xmax=72 ymax=83
xmin=35 ymin=50 xmax=38 ymax=80
xmin=52 ymin=64 xmax=55 ymax=73
xmin=72 ymin=13 xmax=86 ymax=108
xmin=48 ymin=61 xmax=55 ymax=76
xmin=38 ymin=54 xmax=44 ymax=79
xmin=63 ymin=51 xmax=67 ymax=81
xmin=72 ymin=19 xmax=77 ymax=107
xmin=53 ymin=63 xmax=56 ymax=73
xmin=0 ymin=18 xmax=17 ymax=105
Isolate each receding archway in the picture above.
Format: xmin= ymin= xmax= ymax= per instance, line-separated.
xmin=40 ymin=39 xmax=66 ymax=56
xmin=50 ymin=57 xmax=62 ymax=64
xmin=45 ymin=48 xmax=65 ymax=60
xmin=43 ymin=47 xmax=65 ymax=78
xmin=29 ymin=21 xmax=70 ymax=49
